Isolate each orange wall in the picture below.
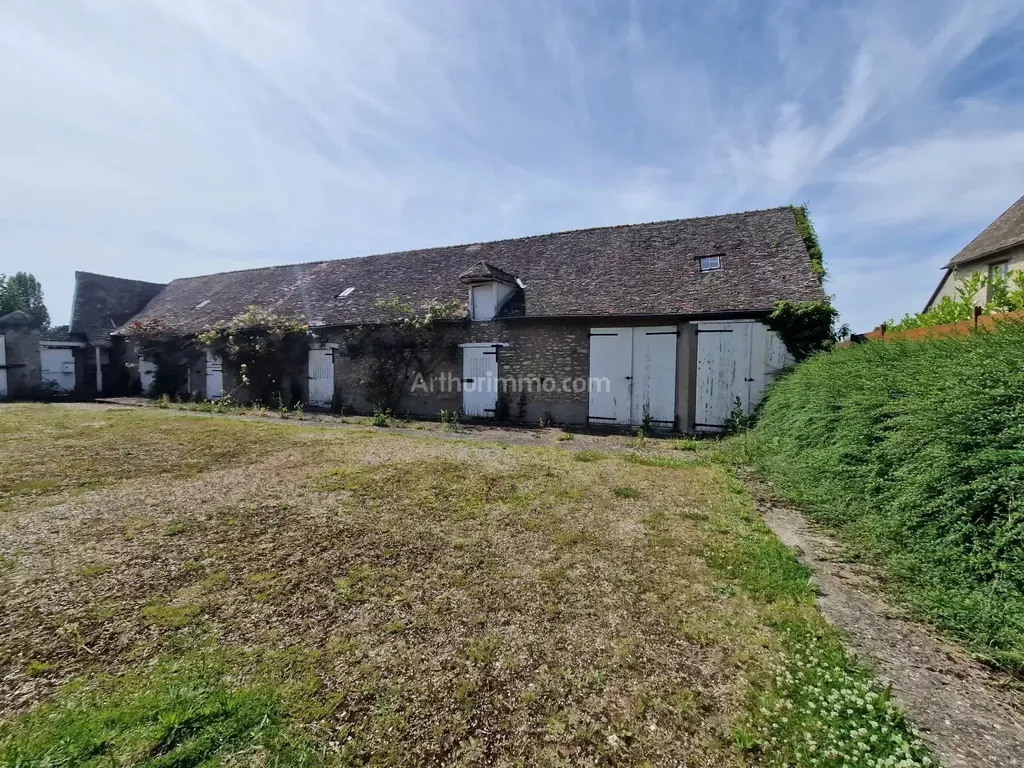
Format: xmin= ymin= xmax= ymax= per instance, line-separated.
xmin=864 ymin=311 xmax=1024 ymax=342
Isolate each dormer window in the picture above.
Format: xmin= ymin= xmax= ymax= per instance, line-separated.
xmin=470 ymin=283 xmax=497 ymax=321
xmin=699 ymin=255 xmax=723 ymax=272
xmin=459 ymin=260 xmax=520 ymax=321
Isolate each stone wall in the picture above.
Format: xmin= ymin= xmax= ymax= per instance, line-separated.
xmin=325 ymin=319 xmax=595 ymax=425
xmin=0 ymin=317 xmax=42 ymax=397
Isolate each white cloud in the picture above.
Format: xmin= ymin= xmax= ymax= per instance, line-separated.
xmin=0 ymin=0 xmax=1021 ymax=334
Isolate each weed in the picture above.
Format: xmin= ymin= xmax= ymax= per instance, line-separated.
xmin=556 ymin=431 xmax=574 ymax=442
xmin=613 ymin=487 xmax=639 ymax=499
xmin=24 ymin=660 xmax=55 ymax=678
xmin=439 ymin=409 xmax=462 ymax=432
xmin=141 ymin=600 xmax=202 ymax=628
xmin=572 ymin=450 xmax=603 ymax=463
xmin=79 ymin=562 xmax=111 ymax=578
xmin=624 ymin=454 xmax=689 ymax=469
xmin=371 ymin=407 xmax=392 ymax=428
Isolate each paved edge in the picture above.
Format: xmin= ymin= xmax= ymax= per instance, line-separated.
xmin=743 ymin=474 xmax=1024 ymax=768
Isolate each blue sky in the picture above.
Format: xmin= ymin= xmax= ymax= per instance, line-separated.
xmin=2 ymin=1 xmax=1023 ymax=332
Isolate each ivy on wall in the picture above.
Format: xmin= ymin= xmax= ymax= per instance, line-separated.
xmin=791 ymin=205 xmax=825 ymax=283
xmin=343 ymin=297 xmax=465 ymax=411
xmin=122 ymin=318 xmax=193 ymax=397
xmin=197 ymin=306 xmax=310 ymax=405
xmin=766 ymin=299 xmax=848 ymax=363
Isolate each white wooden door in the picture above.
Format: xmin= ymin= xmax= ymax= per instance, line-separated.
xmin=0 ymin=335 xmax=7 ymax=398
xmin=695 ymin=321 xmax=754 ymax=432
xmin=138 ymin=356 xmax=158 ymax=395
xmin=462 ymin=344 xmax=499 ymax=417
xmin=630 ymin=327 xmax=677 ymax=427
xmin=205 ymin=351 xmax=224 ymax=399
xmin=307 ymin=345 xmax=334 ymax=407
xmin=588 ymin=329 xmax=633 ymax=425
xmin=40 ymin=347 xmax=76 ymax=392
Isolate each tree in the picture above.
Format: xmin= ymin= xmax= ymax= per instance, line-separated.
xmin=0 ymin=272 xmax=51 ymax=329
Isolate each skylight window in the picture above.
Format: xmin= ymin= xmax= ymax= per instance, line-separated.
xmin=336 ymin=287 xmax=355 ymax=298
xmin=699 ymin=255 xmax=723 ymax=272
xmin=194 ymin=299 xmax=210 ymax=309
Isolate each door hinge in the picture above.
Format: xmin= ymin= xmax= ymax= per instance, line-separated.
xmin=744 ymin=377 xmax=755 ymax=382
xmin=696 ymin=329 xmax=733 ymax=334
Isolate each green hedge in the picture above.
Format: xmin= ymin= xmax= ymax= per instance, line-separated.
xmin=752 ymin=321 xmax=1024 ymax=672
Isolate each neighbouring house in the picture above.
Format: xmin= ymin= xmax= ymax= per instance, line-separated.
xmin=68 ymin=206 xmax=823 ymax=432
xmin=925 ymin=194 xmax=1024 ymax=310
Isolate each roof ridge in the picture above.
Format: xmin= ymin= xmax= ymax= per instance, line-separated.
xmin=158 ymin=206 xmax=797 ymax=284
xmin=75 ymin=270 xmax=167 ymax=287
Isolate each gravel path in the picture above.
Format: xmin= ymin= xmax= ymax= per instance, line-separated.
xmin=745 ymin=475 xmax=1024 ymax=768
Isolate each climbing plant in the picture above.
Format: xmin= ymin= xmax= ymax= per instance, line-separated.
xmin=122 ymin=318 xmax=192 ymax=396
xmin=791 ymin=205 xmax=825 ymax=282
xmin=197 ymin=306 xmax=310 ymax=405
xmin=766 ymin=299 xmax=847 ymax=362
xmin=343 ymin=297 xmax=465 ymax=411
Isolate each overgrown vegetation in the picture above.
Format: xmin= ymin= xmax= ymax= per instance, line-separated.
xmin=0 ymin=404 xmax=933 ymax=767
xmin=198 ymin=305 xmax=310 ymax=405
xmin=750 ymin=320 xmax=1024 ymax=672
xmin=887 ymin=267 xmax=1024 ymax=331
xmin=741 ymin=626 xmax=932 ymax=767
xmin=791 ymin=205 xmax=825 ymax=282
xmin=0 ymin=655 xmax=316 ymax=766
xmin=766 ymin=299 xmax=848 ymax=362
xmin=343 ymin=297 xmax=464 ymax=411
xmin=123 ymin=318 xmax=193 ymax=397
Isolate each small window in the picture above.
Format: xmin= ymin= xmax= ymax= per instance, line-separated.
xmin=336 ymin=287 xmax=355 ymax=298
xmin=194 ymin=299 xmax=210 ymax=309
xmin=987 ymin=261 xmax=1010 ymax=302
xmin=699 ymin=255 xmax=722 ymax=272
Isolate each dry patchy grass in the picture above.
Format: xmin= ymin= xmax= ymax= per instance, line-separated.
xmin=0 ymin=404 xmax=922 ymax=767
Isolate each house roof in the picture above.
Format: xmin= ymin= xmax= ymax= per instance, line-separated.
xmin=0 ymin=310 xmax=35 ymax=328
xmin=946 ymin=194 xmax=1024 ymax=268
xmin=71 ymin=272 xmax=167 ymax=346
xmin=459 ymin=261 xmax=519 ymax=285
xmin=118 ymin=206 xmax=824 ymax=334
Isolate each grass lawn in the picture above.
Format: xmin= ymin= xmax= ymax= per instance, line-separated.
xmin=0 ymin=404 xmax=931 ymax=767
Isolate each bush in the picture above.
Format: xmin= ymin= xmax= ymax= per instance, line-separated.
xmin=751 ymin=320 xmax=1024 ymax=671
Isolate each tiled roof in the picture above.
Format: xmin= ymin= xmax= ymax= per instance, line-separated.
xmin=946 ymin=194 xmax=1024 ymax=268
xmin=119 ymin=206 xmax=824 ymax=334
xmin=71 ymin=272 xmax=167 ymax=346
xmin=0 ymin=310 xmax=34 ymax=327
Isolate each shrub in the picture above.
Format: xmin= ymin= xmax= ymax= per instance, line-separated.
xmin=751 ymin=320 xmax=1024 ymax=671
xmin=370 ymin=407 xmax=391 ymax=428
xmin=439 ymin=409 xmax=462 ymax=432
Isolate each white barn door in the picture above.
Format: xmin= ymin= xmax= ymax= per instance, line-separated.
xmin=205 ymin=351 xmax=224 ymax=399
xmin=695 ymin=322 xmax=753 ymax=432
xmin=462 ymin=344 xmax=499 ymax=417
xmin=40 ymin=347 xmax=76 ymax=392
xmin=307 ymin=344 xmax=334 ymax=407
xmin=630 ymin=327 xmax=677 ymax=427
xmin=588 ymin=329 xmax=632 ymax=425
xmin=0 ymin=335 xmax=7 ymax=398
xmin=138 ymin=356 xmax=157 ymax=395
